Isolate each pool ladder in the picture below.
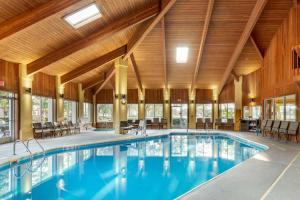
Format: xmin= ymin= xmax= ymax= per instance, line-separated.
xmin=12 ymin=138 xmax=46 ymax=178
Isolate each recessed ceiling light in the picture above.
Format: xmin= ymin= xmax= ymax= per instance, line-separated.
xmin=64 ymin=3 xmax=102 ymax=29
xmin=176 ymin=47 xmax=189 ymax=63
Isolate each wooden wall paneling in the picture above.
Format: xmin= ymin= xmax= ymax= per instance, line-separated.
xmin=32 ymin=72 xmax=56 ymax=98
xmin=219 ymin=80 xmax=235 ymax=103
xmin=242 ymin=69 xmax=262 ymax=106
xmin=84 ymin=88 xmax=93 ymax=103
xmin=195 ymin=89 xmax=213 ymax=103
xmin=96 ymin=89 xmax=113 ymax=104
xmin=0 ymin=59 xmax=19 ymax=93
xmin=145 ymin=89 xmax=164 ymax=103
xmin=127 ymin=89 xmax=139 ymax=104
xmin=170 ymin=89 xmax=189 ymax=104
xmin=64 ymin=82 xmax=79 ymax=101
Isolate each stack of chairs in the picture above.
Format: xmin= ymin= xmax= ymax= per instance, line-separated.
xmin=261 ymin=119 xmax=299 ymax=142
xmin=32 ymin=121 xmax=81 ymax=139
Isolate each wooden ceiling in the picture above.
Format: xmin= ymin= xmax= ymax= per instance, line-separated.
xmin=0 ymin=0 xmax=295 ymax=91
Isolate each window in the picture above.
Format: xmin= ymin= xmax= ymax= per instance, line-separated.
xmin=32 ymin=96 xmax=53 ymax=123
xmin=219 ymin=103 xmax=235 ymax=122
xmin=64 ymin=100 xmax=77 ymax=123
xmin=196 ymin=104 xmax=213 ymax=119
xmin=0 ymin=91 xmax=15 ymax=139
xmin=265 ymin=94 xmax=296 ymax=121
xmin=176 ymin=47 xmax=189 ymax=63
xmin=97 ymin=104 xmax=113 ymax=122
xmin=243 ymin=106 xmax=261 ymax=119
xmin=145 ymin=104 xmax=163 ymax=119
xmin=83 ymin=102 xmax=92 ymax=123
xmin=64 ymin=3 xmax=102 ymax=29
xmin=127 ymin=104 xmax=138 ymax=120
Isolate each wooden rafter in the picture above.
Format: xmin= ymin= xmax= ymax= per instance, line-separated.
xmin=123 ymin=0 xmax=176 ymax=59
xmin=161 ymin=18 xmax=168 ymax=89
xmin=27 ymin=2 xmax=160 ymax=75
xmin=0 ymin=0 xmax=81 ymax=40
xmin=294 ymin=0 xmax=298 ymax=6
xmin=61 ymin=45 xmax=126 ymax=84
xmin=191 ymin=0 xmax=215 ymax=91
xmin=82 ymin=74 xmax=105 ymax=90
xmin=218 ymin=0 xmax=268 ymax=95
xmin=129 ymin=54 xmax=143 ymax=93
xmin=250 ymin=35 xmax=263 ymax=61
xmin=95 ymin=69 xmax=116 ymax=95
xmin=231 ymin=70 xmax=239 ymax=81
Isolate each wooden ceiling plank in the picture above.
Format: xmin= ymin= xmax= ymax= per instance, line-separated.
xmin=61 ymin=45 xmax=126 ymax=84
xmin=0 ymin=0 xmax=81 ymax=40
xmin=130 ymin=54 xmax=143 ymax=93
xmin=250 ymin=35 xmax=263 ymax=61
xmin=191 ymin=0 xmax=215 ymax=91
xmin=95 ymin=69 xmax=116 ymax=94
xmin=27 ymin=2 xmax=160 ymax=75
xmin=218 ymin=0 xmax=268 ymax=95
xmin=161 ymin=18 xmax=168 ymax=89
xmin=123 ymin=0 xmax=176 ymax=59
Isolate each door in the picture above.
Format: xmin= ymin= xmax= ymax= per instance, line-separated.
xmin=0 ymin=91 xmax=15 ymax=142
xmin=171 ymin=104 xmax=188 ymax=129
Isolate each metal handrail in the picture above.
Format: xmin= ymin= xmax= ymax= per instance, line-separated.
xmin=12 ymin=140 xmax=33 ymax=178
xmin=25 ymin=138 xmax=46 ymax=173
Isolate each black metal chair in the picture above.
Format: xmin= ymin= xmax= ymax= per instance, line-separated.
xmin=270 ymin=121 xmax=281 ymax=138
xmin=278 ymin=121 xmax=289 ymax=140
xmin=286 ymin=121 xmax=299 ymax=142
xmin=263 ymin=120 xmax=273 ymax=136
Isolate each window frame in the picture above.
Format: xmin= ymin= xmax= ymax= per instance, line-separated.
xmin=96 ymin=104 xmax=113 ymax=122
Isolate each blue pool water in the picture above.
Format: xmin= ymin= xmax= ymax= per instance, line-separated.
xmin=0 ymin=133 xmax=266 ymax=200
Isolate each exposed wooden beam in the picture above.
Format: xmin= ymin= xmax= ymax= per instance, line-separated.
xmin=61 ymin=45 xmax=126 ymax=84
xmin=0 ymin=0 xmax=81 ymax=40
xmin=294 ymin=0 xmax=298 ymax=6
xmin=191 ymin=0 xmax=215 ymax=91
xmin=129 ymin=54 xmax=143 ymax=93
xmin=95 ymin=70 xmax=116 ymax=95
xmin=231 ymin=70 xmax=239 ymax=81
xmin=27 ymin=3 xmax=160 ymax=75
xmin=123 ymin=0 xmax=176 ymax=59
xmin=161 ymin=18 xmax=168 ymax=89
xmin=250 ymin=35 xmax=263 ymax=61
xmin=218 ymin=0 xmax=268 ymax=95
xmin=82 ymin=74 xmax=105 ymax=90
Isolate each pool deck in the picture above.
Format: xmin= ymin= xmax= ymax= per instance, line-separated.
xmin=0 ymin=129 xmax=300 ymax=200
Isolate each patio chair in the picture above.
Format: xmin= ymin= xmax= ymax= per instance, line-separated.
xmin=225 ymin=119 xmax=234 ymax=130
xmin=44 ymin=122 xmax=55 ymax=137
xmin=215 ymin=118 xmax=222 ymax=130
xmin=196 ymin=118 xmax=204 ymax=129
xmin=270 ymin=121 xmax=281 ymax=138
xmin=68 ymin=121 xmax=76 ymax=134
xmin=146 ymin=119 xmax=152 ymax=129
xmin=159 ymin=118 xmax=168 ymax=129
xmin=258 ymin=119 xmax=267 ymax=135
xmin=32 ymin=123 xmax=43 ymax=138
xmin=285 ymin=121 xmax=299 ymax=142
xmin=59 ymin=121 xmax=69 ymax=135
xmin=75 ymin=122 xmax=81 ymax=134
xmin=152 ymin=118 xmax=160 ymax=129
xmin=263 ymin=120 xmax=273 ymax=137
xmin=204 ymin=118 xmax=213 ymax=129
xmin=120 ymin=121 xmax=133 ymax=134
xmin=277 ymin=121 xmax=289 ymax=140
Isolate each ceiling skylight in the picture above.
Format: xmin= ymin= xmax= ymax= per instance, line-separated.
xmin=176 ymin=47 xmax=189 ymax=63
xmin=64 ymin=3 xmax=102 ymax=29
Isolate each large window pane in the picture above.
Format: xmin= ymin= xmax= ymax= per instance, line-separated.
xmin=219 ymin=103 xmax=235 ymax=122
xmin=64 ymin=100 xmax=77 ymax=123
xmin=251 ymin=106 xmax=261 ymax=119
xmin=145 ymin=104 xmax=163 ymax=119
xmin=0 ymin=91 xmax=14 ymax=138
xmin=83 ymin=102 xmax=92 ymax=123
xmin=127 ymin=104 xmax=138 ymax=120
xmin=264 ymin=99 xmax=274 ymax=120
xmin=97 ymin=104 xmax=113 ymax=122
xmin=274 ymin=97 xmax=284 ymax=120
xmin=32 ymin=96 xmax=53 ymax=123
xmin=285 ymin=95 xmax=296 ymax=121
xmin=196 ymin=104 xmax=212 ymax=119
xmin=227 ymin=103 xmax=235 ymax=119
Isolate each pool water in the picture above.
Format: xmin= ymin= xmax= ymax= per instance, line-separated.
xmin=0 ymin=133 xmax=265 ymax=200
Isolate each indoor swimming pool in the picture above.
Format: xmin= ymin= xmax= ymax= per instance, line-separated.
xmin=0 ymin=133 xmax=267 ymax=200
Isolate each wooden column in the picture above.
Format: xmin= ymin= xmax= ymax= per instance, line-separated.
xmin=213 ymin=88 xmax=219 ymax=129
xmin=114 ymin=58 xmax=128 ymax=134
xmin=55 ymin=76 xmax=64 ymax=122
xmin=234 ymin=76 xmax=243 ymax=131
xmin=78 ymin=83 xmax=84 ymax=121
xmin=188 ymin=89 xmax=196 ymax=129
xmin=163 ymin=88 xmax=171 ymax=128
xmin=92 ymin=95 xmax=96 ymax=127
xmin=19 ymin=64 xmax=33 ymax=139
xmin=138 ymin=88 xmax=145 ymax=120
